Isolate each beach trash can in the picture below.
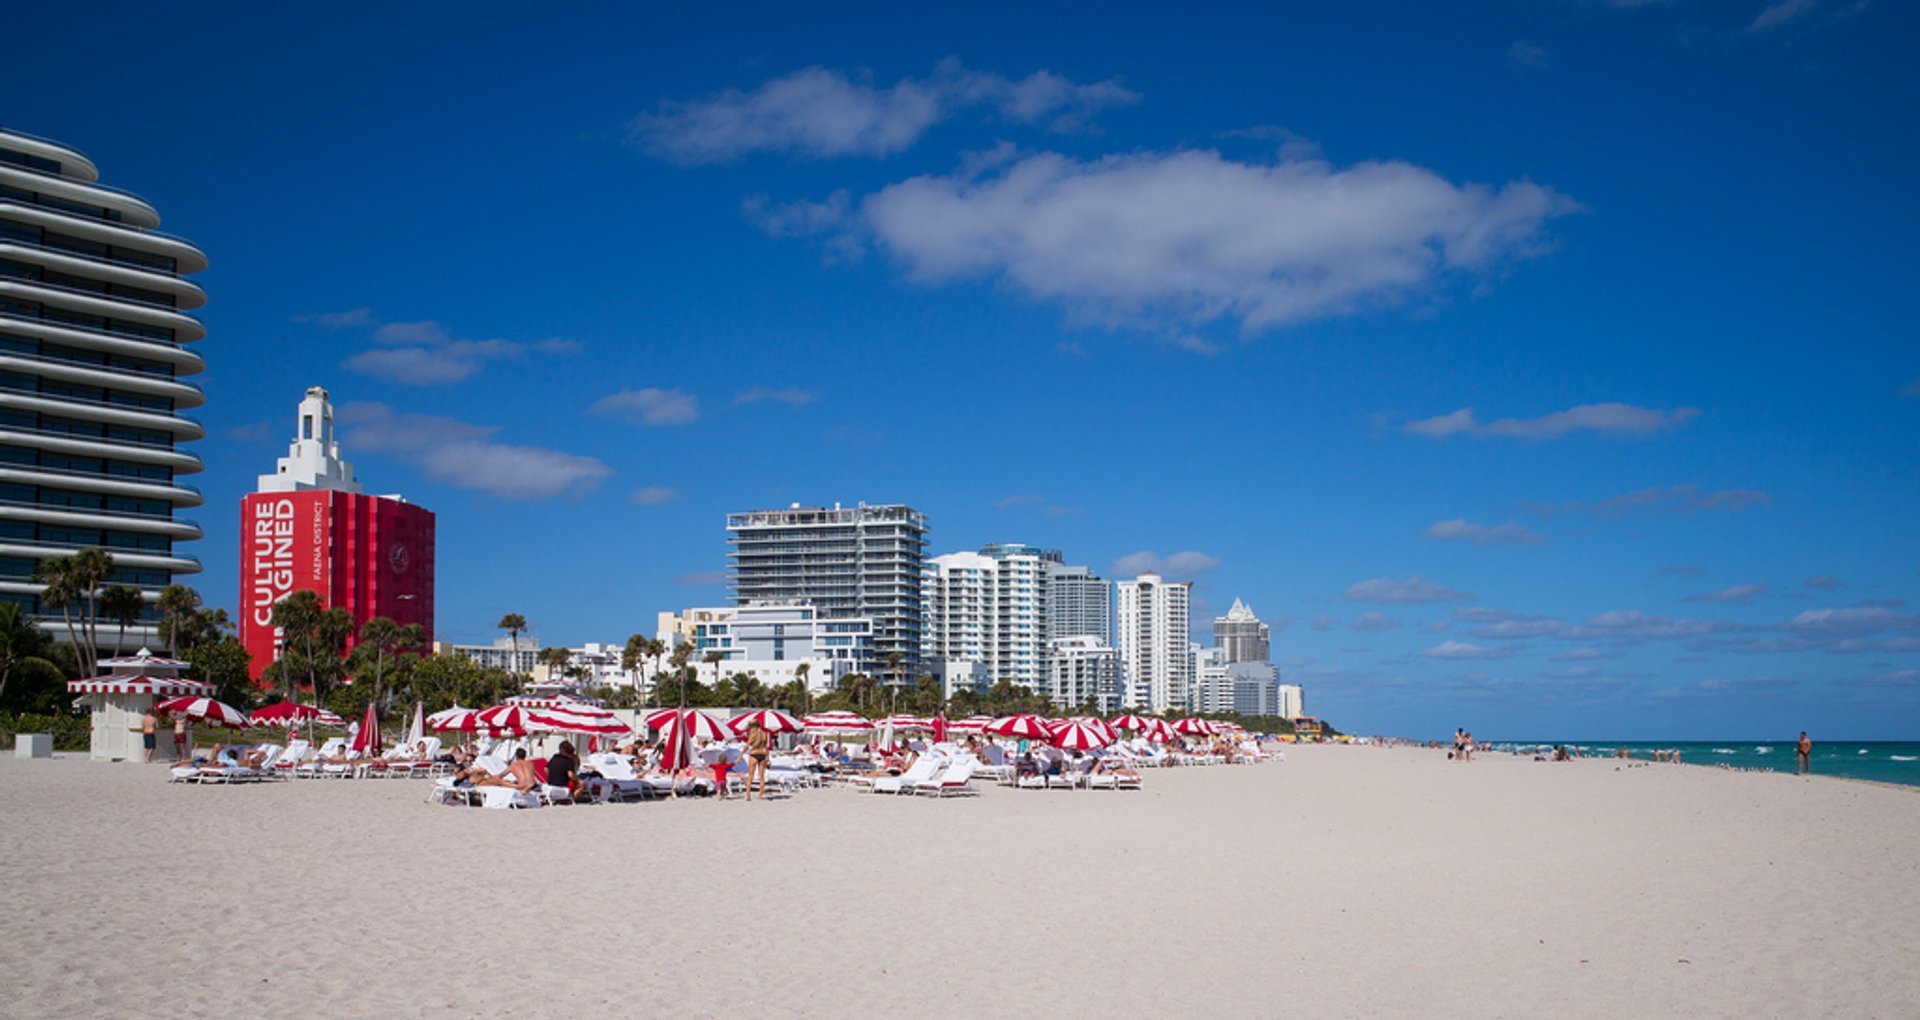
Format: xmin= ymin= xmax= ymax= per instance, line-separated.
xmin=15 ymin=733 xmax=52 ymax=758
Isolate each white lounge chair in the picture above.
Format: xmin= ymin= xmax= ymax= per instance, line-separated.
xmin=856 ymin=757 xmax=940 ymax=794
xmin=912 ymin=758 xmax=978 ymax=797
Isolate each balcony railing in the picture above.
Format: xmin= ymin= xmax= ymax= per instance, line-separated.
xmin=0 ymin=423 xmax=184 ymax=453
xmin=0 ymin=461 xmax=198 ymax=495
xmin=0 ymin=535 xmax=196 ymax=563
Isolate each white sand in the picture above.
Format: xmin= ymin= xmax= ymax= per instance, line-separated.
xmin=1 ymin=746 xmax=1915 ymax=1018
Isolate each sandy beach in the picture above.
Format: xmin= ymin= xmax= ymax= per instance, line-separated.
xmin=1 ymin=746 xmax=1915 ymax=1019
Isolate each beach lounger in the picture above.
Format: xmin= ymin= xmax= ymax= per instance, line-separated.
xmin=861 ymin=757 xmax=941 ymax=795
xmin=912 ymin=758 xmax=977 ymax=797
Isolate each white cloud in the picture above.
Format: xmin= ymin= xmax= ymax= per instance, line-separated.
xmin=1683 ymin=583 xmax=1770 ymax=603
xmin=1345 ymin=575 xmax=1476 ymax=604
xmin=1110 ymin=550 xmax=1221 ymax=579
xmin=1803 ymin=575 xmax=1844 ymax=590
xmin=733 ymin=386 xmax=819 ymax=407
xmin=319 ymin=312 xmax=569 ymax=386
xmin=1352 ymin=612 xmax=1402 ymax=632
xmin=336 ymin=403 xmax=611 ymax=501
xmin=589 ymin=388 xmax=702 ymax=426
xmin=851 ymin=147 xmax=1575 ymax=336
xmin=1552 ymin=485 xmax=1771 ymax=516
xmin=1781 ymin=607 xmax=1920 ymax=637
xmin=1750 ymin=0 xmax=1818 ymax=30
xmin=631 ymin=60 xmax=1139 ymax=165
xmin=1425 ymin=518 xmax=1546 ymax=546
xmin=1507 ymin=41 xmax=1551 ymax=69
xmin=743 ymin=190 xmax=855 ymax=239
xmin=1421 ymin=641 xmax=1512 ymax=660
xmin=629 ymin=486 xmax=680 ymax=506
xmin=295 ymin=307 xmax=376 ymax=329
xmin=1405 ymin=403 xmax=1699 ymax=440
xmin=1565 ymin=610 xmax=1732 ymax=641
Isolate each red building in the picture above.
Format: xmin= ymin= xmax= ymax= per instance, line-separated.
xmin=238 ymin=388 xmax=435 ymax=680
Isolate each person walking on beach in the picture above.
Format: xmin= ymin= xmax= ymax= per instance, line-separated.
xmin=140 ymin=709 xmax=157 ymax=763
xmin=1797 ymin=731 xmax=1812 ymax=775
xmin=1453 ymin=728 xmax=1465 ymax=762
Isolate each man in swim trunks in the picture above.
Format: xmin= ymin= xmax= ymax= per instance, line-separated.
xmin=140 ymin=709 xmax=157 ymax=763
xmin=1796 ymin=731 xmax=1812 ymax=775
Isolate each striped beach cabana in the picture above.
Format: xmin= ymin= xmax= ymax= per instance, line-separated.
xmin=67 ymin=648 xmax=215 ymax=762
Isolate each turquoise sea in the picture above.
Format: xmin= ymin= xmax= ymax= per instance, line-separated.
xmin=1489 ymin=740 xmax=1920 ymax=788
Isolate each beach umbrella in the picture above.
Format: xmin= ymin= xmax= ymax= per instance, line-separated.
xmin=644 ymin=708 xmax=731 ymax=741
xmin=947 ymin=715 xmax=992 ymax=734
xmin=249 ymin=702 xmax=321 ymax=728
xmin=727 ymin=709 xmax=802 ymax=736
xmin=427 ymin=706 xmax=482 ymax=732
xmin=984 ymin=714 xmax=1053 ymax=740
xmin=404 ymin=702 xmax=425 ymax=747
xmin=348 ymin=703 xmax=380 ymax=755
xmin=1174 ymin=718 xmax=1217 ymax=736
xmin=155 ymin=696 xmax=251 ymax=729
xmin=1048 ymin=718 xmax=1115 ymax=751
xmin=475 ymin=704 xmax=531 ymax=736
xmin=932 ymin=713 xmax=948 ymax=743
xmin=1108 ymin=714 xmax=1152 ymax=732
xmin=801 ymin=710 xmax=874 ymax=734
xmin=1140 ymin=719 xmax=1178 ymax=742
xmin=529 ymin=703 xmax=630 ymax=736
xmin=875 ymin=714 xmax=935 ymax=731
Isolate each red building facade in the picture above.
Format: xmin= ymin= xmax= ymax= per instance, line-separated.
xmin=238 ymin=489 xmax=435 ymax=680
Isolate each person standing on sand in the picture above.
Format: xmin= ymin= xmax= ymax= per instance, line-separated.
xmin=171 ymin=715 xmax=188 ymax=763
xmin=140 ymin=709 xmax=157 ymax=763
xmin=744 ymin=720 xmax=771 ymax=802
xmin=1797 ymin=732 xmax=1812 ymax=775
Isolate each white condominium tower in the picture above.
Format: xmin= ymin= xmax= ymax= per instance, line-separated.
xmin=1117 ymin=571 xmax=1192 ymax=711
xmin=1213 ymin=598 xmax=1271 ymax=663
xmin=1043 ymin=557 xmax=1112 ymax=646
xmin=0 ymin=128 xmax=205 ymax=640
xmin=922 ymin=543 xmax=1047 ymax=690
xmin=727 ymin=502 xmax=928 ymax=680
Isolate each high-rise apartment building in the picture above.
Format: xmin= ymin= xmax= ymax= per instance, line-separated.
xmin=1213 ymin=598 xmax=1270 ymax=663
xmin=1048 ymin=635 xmax=1119 ymax=711
xmin=0 ymin=128 xmax=206 ymax=641
xmin=922 ymin=543 xmax=1046 ymax=690
xmin=1043 ymin=557 xmax=1112 ymax=645
xmin=239 ymin=387 xmax=434 ymax=678
xmin=657 ymin=600 xmax=871 ymax=692
xmin=1191 ymin=643 xmax=1233 ymax=714
xmin=726 ymin=502 xmax=927 ymax=680
xmin=1116 ymin=572 xmax=1191 ymax=711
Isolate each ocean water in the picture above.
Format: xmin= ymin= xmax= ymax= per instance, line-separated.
xmin=1489 ymin=740 xmax=1920 ymax=788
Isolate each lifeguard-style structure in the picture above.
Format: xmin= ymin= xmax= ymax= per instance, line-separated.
xmin=66 ymin=648 xmax=211 ymax=761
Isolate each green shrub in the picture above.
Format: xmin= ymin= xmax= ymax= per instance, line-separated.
xmin=0 ymin=711 xmax=92 ymax=752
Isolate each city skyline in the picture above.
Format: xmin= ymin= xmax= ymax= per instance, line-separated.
xmin=7 ymin=1 xmax=1915 ymax=738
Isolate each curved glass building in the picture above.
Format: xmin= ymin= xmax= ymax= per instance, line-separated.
xmin=0 ymin=127 xmax=204 ymax=639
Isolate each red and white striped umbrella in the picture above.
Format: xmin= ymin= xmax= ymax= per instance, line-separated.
xmin=249 ymin=702 xmax=321 ymax=728
xmin=728 ymin=709 xmax=803 ymax=736
xmin=947 ymin=715 xmax=993 ymax=734
xmin=529 ymin=703 xmax=630 ymax=736
xmin=1048 ymin=718 xmax=1116 ymax=750
xmin=984 ymin=714 xmax=1053 ymax=740
xmin=1140 ymin=718 xmax=1178 ymax=742
xmin=801 ymin=710 xmax=874 ymax=733
xmin=643 ymin=708 xmax=731 ymax=741
xmin=475 ymin=704 xmax=531 ymax=736
xmin=874 ymin=714 xmax=935 ymax=731
xmin=1174 ymin=717 xmax=1218 ymax=736
xmin=1108 ymin=713 xmax=1153 ymax=732
xmin=426 ymin=706 xmax=482 ymax=732
xmin=155 ymin=696 xmax=251 ymax=729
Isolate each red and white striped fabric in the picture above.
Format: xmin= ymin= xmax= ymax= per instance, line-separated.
xmin=426 ymin=706 xmax=481 ymax=732
xmin=348 ymin=703 xmax=380 ymax=754
xmin=1048 ymin=718 xmax=1116 ymax=750
xmin=68 ymin=676 xmax=215 ymax=697
xmin=946 ymin=715 xmax=993 ymax=734
xmin=505 ymin=692 xmax=604 ymax=709
xmin=1173 ymin=718 xmax=1218 ymax=736
xmin=984 ymin=714 xmax=1053 ymax=739
xmin=474 ymin=704 xmax=531 ymax=735
xmin=249 ymin=702 xmax=322 ymax=727
xmin=801 ymin=710 xmax=874 ymax=733
xmin=1140 ymin=718 xmax=1179 ymax=742
xmin=874 ymin=714 xmax=934 ymax=731
xmin=155 ymin=696 xmax=251 ymax=728
xmin=1108 ymin=714 xmax=1152 ymax=732
xmin=645 ymin=708 xmax=731 ymax=742
xmin=727 ymin=709 xmax=803 ymax=736
xmin=528 ymin=703 xmax=629 ymax=736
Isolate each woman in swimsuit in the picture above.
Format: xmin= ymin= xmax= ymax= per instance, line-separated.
xmin=1796 ymin=732 xmax=1812 ymax=775
xmin=744 ymin=720 xmax=772 ymax=802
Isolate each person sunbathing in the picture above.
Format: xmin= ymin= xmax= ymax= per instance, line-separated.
xmin=472 ymin=750 xmax=539 ymax=791
xmin=1091 ymin=757 xmax=1141 ymax=782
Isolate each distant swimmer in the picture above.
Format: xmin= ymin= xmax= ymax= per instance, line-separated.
xmin=1797 ymin=731 xmax=1812 ymax=775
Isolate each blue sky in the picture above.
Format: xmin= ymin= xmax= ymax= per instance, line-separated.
xmin=11 ymin=0 xmax=1916 ymax=738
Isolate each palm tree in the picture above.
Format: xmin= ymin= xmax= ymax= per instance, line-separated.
xmin=68 ymin=547 xmax=114 ymax=676
xmin=357 ymin=617 xmax=407 ymax=712
xmin=99 ymin=585 xmax=144 ymax=659
xmin=268 ymin=590 xmax=323 ymax=703
xmin=0 ymin=602 xmax=57 ymax=702
xmin=156 ymin=584 xmax=201 ymax=655
xmin=884 ymin=651 xmax=905 ymax=694
xmin=496 ymin=612 xmax=528 ymax=680
xmin=667 ymin=641 xmax=694 ymax=707
xmin=31 ymin=556 xmax=81 ymax=670
xmin=538 ymin=646 xmax=573 ymax=685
